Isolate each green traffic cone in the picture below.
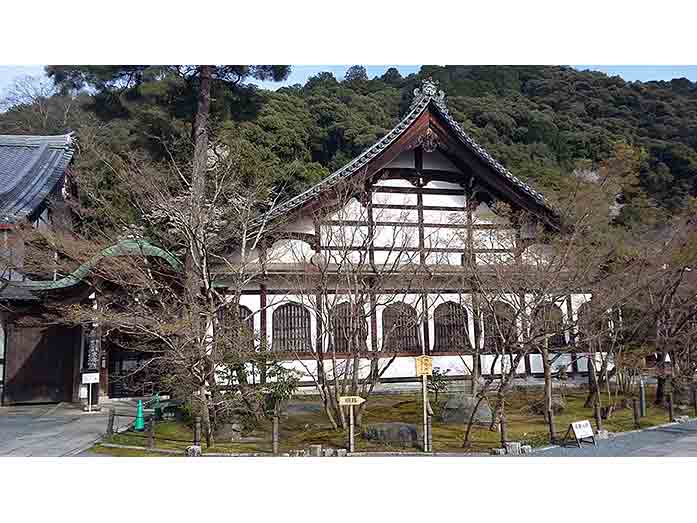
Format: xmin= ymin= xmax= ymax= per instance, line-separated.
xmin=134 ymin=400 xmax=145 ymax=431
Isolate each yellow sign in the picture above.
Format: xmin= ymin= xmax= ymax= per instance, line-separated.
xmin=415 ymin=355 xmax=433 ymax=376
xmin=339 ymin=396 xmax=366 ymax=406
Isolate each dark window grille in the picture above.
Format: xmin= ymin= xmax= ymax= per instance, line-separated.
xmin=218 ymin=304 xmax=255 ymax=350
xmin=382 ymin=302 xmax=421 ymax=353
xmin=330 ymin=302 xmax=368 ymax=353
xmin=535 ymin=303 xmax=566 ymax=348
xmin=483 ymin=302 xmax=517 ymax=352
xmin=433 ymin=301 xmax=470 ymax=352
xmin=272 ymin=302 xmax=311 ymax=353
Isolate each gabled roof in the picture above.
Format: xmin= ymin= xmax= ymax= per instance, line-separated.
xmin=265 ymin=79 xmax=554 ymax=224
xmin=0 ymin=133 xmax=74 ymax=225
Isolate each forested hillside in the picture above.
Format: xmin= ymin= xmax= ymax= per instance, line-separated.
xmin=2 ymin=65 xmax=696 ymax=216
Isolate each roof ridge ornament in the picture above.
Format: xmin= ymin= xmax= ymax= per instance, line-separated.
xmin=410 ymin=77 xmax=448 ymax=114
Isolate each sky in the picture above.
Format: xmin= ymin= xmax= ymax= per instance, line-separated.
xmin=1 ymin=65 xmax=696 ymax=95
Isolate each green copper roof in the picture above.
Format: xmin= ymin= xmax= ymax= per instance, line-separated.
xmin=13 ymin=238 xmax=182 ymax=292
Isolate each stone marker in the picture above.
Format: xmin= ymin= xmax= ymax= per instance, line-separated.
xmin=215 ymin=421 xmax=243 ymax=442
xmin=440 ymin=395 xmax=493 ymax=425
xmin=308 ymin=444 xmax=323 ymax=456
xmin=185 ymin=445 xmax=202 ymax=457
xmin=504 ymin=441 xmax=522 ymax=455
xmin=363 ymin=422 xmax=419 ymax=447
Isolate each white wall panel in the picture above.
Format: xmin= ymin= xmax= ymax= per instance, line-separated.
xmin=372 ymin=191 xmax=417 ymax=206
xmin=422 ymin=193 xmax=465 ymax=208
xmin=422 ymin=209 xmax=466 ymax=225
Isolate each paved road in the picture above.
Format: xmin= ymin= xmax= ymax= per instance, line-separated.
xmin=0 ymin=403 xmax=109 ymax=457
xmin=535 ymin=419 xmax=697 ymax=457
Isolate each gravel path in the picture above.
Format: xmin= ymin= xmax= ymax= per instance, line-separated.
xmin=534 ymin=419 xmax=697 ymax=457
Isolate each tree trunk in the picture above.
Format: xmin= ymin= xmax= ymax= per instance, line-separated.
xmin=541 ymin=346 xmax=552 ymax=421
xmin=584 ymin=358 xmax=599 ymax=408
xmin=199 ymin=385 xmax=214 ymax=448
xmin=188 ymin=66 xmax=213 ymax=442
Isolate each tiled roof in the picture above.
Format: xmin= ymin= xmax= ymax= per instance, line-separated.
xmin=264 ymin=79 xmax=552 ymax=223
xmin=0 ymin=283 xmax=39 ymax=301
xmin=0 ymin=133 xmax=74 ymax=225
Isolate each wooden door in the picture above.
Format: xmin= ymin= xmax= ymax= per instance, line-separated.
xmin=3 ymin=323 xmax=79 ymax=404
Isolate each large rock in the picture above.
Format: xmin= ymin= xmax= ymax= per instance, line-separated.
xmin=215 ymin=421 xmax=243 ymax=442
xmin=440 ymin=395 xmax=493 ymax=425
xmin=363 ymin=422 xmax=419 ymax=448
xmin=530 ymin=395 xmax=566 ymax=416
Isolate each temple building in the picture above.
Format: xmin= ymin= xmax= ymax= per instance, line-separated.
xmin=0 ymin=133 xmax=86 ymax=405
xmin=219 ymin=79 xmax=593 ymax=389
xmin=1 ymin=80 xmax=598 ymax=404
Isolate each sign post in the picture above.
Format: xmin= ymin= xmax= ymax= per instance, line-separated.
xmin=81 ymin=372 xmax=100 ymax=413
xmin=339 ymin=396 xmax=366 ymax=453
xmin=415 ymin=355 xmax=433 ymax=453
xmin=563 ymin=419 xmax=596 ymax=448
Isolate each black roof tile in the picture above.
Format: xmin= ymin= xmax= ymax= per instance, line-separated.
xmin=0 ymin=133 xmax=74 ymax=224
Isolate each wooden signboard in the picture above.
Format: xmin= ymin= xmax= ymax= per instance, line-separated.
xmin=415 ymin=355 xmax=433 ymax=377
xmin=563 ymin=420 xmax=596 ymax=448
xmin=339 ymin=396 xmax=365 ymax=452
xmin=81 ymin=372 xmax=100 ymax=384
xmin=339 ymin=396 xmax=366 ymax=406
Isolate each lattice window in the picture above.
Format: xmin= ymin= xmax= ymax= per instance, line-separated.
xmin=330 ymin=302 xmax=368 ymax=353
xmin=483 ymin=301 xmax=517 ymax=352
xmin=433 ymin=301 xmax=470 ymax=352
xmin=382 ymin=302 xmax=421 ymax=353
xmin=218 ymin=304 xmax=255 ymax=350
xmin=535 ymin=303 xmax=566 ymax=349
xmin=272 ymin=302 xmax=311 ymax=353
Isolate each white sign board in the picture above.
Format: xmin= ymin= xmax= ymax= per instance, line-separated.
xmin=339 ymin=396 xmax=366 ymax=406
xmin=571 ymin=420 xmax=594 ymax=439
xmin=82 ymin=372 xmax=100 ymax=384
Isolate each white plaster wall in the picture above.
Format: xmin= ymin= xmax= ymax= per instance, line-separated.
xmin=237 ymin=294 xmax=262 ymax=343
xmin=372 ymin=250 xmax=420 ymax=266
xmin=373 ymin=224 xmax=420 ymax=249
xmin=372 ymin=206 xmax=419 ymax=223
xmin=321 ymin=225 xmax=370 ymax=247
xmin=423 ymin=226 xmax=465 ymax=250
xmin=472 ymin=229 xmax=516 ymax=250
xmin=422 ymin=193 xmax=465 ymax=208
xmin=472 ymin=202 xmax=508 ymax=225
xmin=423 ymin=252 xmax=461 ymax=266
xmin=326 ymin=197 xmax=368 ymax=222
xmin=281 ymin=214 xmax=316 ymax=235
xmin=267 ymin=238 xmax=315 ymax=263
xmin=374 ymin=178 xmax=414 ymax=188
xmin=227 ymin=248 xmax=261 ymax=264
xmin=422 ymin=209 xmax=465 ymax=225
xmin=372 ymin=190 xmax=417 ymax=206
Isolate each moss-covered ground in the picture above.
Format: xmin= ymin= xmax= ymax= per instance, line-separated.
xmin=92 ymin=385 xmax=679 ymax=457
